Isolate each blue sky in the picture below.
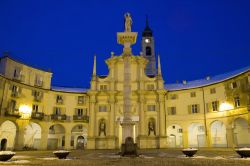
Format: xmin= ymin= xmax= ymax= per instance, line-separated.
xmin=0 ymin=0 xmax=249 ymax=88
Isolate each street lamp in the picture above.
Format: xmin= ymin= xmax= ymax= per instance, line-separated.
xmin=219 ymin=102 xmax=234 ymax=112
xmin=19 ymin=105 xmax=32 ymax=119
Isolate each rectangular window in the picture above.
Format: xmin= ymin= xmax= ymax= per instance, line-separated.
xmin=212 ymin=101 xmax=219 ymax=111
xmin=147 ymin=105 xmax=156 ymax=111
xmin=99 ymin=105 xmax=107 ymax=112
xmin=190 ymin=92 xmax=196 ymax=98
xmin=100 ymin=85 xmax=108 ymax=91
xmin=170 ymin=94 xmax=178 ymax=100
xmin=168 ymin=107 xmax=176 ymax=115
xmin=191 ymin=104 xmax=199 ymax=113
xmin=9 ymin=100 xmax=16 ymax=112
xmin=56 ymin=95 xmax=63 ymax=104
xmin=147 ymin=84 xmax=155 ymax=90
xmin=210 ymin=88 xmax=216 ymax=94
xmin=11 ymin=85 xmax=20 ymax=97
xmin=35 ymin=75 xmax=43 ymax=86
xmin=178 ymin=129 xmax=183 ymax=133
xmin=33 ymin=90 xmax=43 ymax=101
xmin=231 ymin=82 xmax=238 ymax=89
xmin=32 ymin=104 xmax=39 ymax=112
xmin=234 ymin=96 xmax=240 ymax=107
xmin=76 ymin=108 xmax=83 ymax=116
xmin=13 ymin=68 xmax=21 ymax=79
xmin=78 ymin=96 xmax=86 ymax=104
xmin=54 ymin=107 xmax=61 ymax=115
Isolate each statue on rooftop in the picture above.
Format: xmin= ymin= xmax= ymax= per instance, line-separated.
xmin=124 ymin=13 xmax=132 ymax=32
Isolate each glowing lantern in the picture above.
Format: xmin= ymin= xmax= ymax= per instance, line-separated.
xmin=19 ymin=105 xmax=32 ymax=119
xmin=219 ymin=102 xmax=234 ymax=112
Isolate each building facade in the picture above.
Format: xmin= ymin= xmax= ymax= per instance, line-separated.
xmin=0 ymin=16 xmax=249 ymax=151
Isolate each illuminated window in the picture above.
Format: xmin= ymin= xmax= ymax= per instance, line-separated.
xmin=234 ymin=96 xmax=240 ymax=107
xmin=147 ymin=105 xmax=156 ymax=111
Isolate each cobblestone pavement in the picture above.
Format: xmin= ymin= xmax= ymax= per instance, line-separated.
xmin=1 ymin=148 xmax=250 ymax=166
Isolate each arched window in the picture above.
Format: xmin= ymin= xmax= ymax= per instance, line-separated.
xmin=146 ymin=47 xmax=152 ymax=56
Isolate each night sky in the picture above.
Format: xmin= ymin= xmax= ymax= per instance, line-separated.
xmin=0 ymin=0 xmax=249 ymax=88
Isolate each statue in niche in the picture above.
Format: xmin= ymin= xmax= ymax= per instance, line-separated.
xmin=124 ymin=12 xmax=132 ymax=32
xmin=148 ymin=120 xmax=156 ymax=136
xmin=99 ymin=120 xmax=106 ymax=136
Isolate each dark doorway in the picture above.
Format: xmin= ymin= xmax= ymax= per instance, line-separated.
xmin=76 ymin=136 xmax=85 ymax=150
xmin=0 ymin=139 xmax=7 ymax=151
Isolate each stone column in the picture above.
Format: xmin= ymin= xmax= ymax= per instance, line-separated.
xmin=40 ymin=127 xmax=49 ymax=150
xmin=226 ymin=127 xmax=234 ymax=148
xmin=64 ymin=130 xmax=71 ymax=150
xmin=15 ymin=119 xmax=29 ymax=150
xmin=182 ymin=128 xmax=189 ymax=148
xmin=15 ymin=126 xmax=25 ymax=150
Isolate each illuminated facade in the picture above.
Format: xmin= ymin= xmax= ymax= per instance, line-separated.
xmin=0 ymin=15 xmax=249 ymax=150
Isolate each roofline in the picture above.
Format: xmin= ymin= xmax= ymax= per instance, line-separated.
xmin=0 ymin=55 xmax=53 ymax=74
xmin=166 ymin=67 xmax=249 ymax=91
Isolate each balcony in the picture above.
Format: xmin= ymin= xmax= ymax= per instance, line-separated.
xmin=31 ymin=112 xmax=44 ymax=120
xmin=51 ymin=114 xmax=67 ymax=121
xmin=73 ymin=115 xmax=89 ymax=123
xmin=5 ymin=109 xmax=21 ymax=118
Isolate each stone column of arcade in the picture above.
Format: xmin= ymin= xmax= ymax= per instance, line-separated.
xmin=15 ymin=105 xmax=33 ymax=150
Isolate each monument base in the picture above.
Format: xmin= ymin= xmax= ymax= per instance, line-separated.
xmin=120 ymin=137 xmax=138 ymax=157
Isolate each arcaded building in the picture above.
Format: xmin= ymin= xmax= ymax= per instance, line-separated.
xmin=0 ymin=16 xmax=249 ymax=150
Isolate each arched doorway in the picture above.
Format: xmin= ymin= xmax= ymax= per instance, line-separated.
xmin=47 ymin=124 xmax=65 ymax=150
xmin=77 ymin=136 xmax=85 ymax=150
xmin=24 ymin=122 xmax=41 ymax=150
xmin=210 ymin=121 xmax=227 ymax=147
xmin=167 ymin=124 xmax=183 ymax=148
xmin=0 ymin=120 xmax=17 ymax=150
xmin=233 ymin=118 xmax=250 ymax=147
xmin=0 ymin=139 xmax=7 ymax=150
xmin=188 ymin=123 xmax=206 ymax=147
xmin=71 ymin=124 xmax=87 ymax=150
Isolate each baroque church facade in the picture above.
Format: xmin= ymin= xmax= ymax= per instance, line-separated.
xmin=0 ymin=15 xmax=249 ymax=150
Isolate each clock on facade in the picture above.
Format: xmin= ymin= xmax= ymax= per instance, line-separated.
xmin=145 ymin=38 xmax=151 ymax=43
